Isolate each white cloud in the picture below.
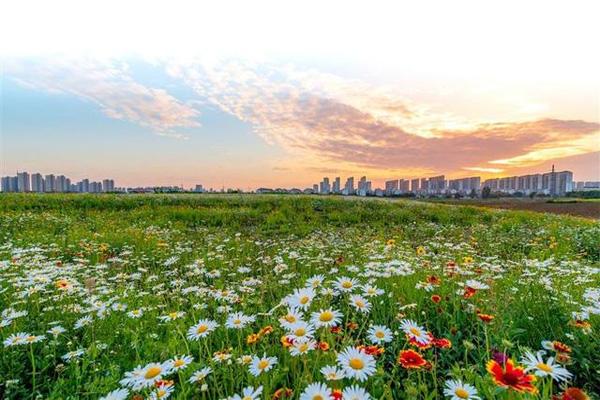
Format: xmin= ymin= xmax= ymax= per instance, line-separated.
xmin=6 ymin=57 xmax=200 ymax=138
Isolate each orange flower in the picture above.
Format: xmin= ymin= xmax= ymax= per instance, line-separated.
xmin=272 ymin=388 xmax=293 ymax=399
xmin=477 ymin=313 xmax=495 ymax=323
xmin=259 ymin=325 xmax=274 ymax=336
xmin=430 ymin=294 xmax=442 ymax=304
xmin=317 ymin=341 xmax=330 ymax=351
xmin=330 ymin=326 xmax=342 ymax=334
xmin=463 ymin=286 xmax=477 ymax=299
xmin=280 ymin=335 xmax=294 ymax=348
xmin=426 ymin=275 xmax=441 ymax=285
xmin=486 ymin=359 xmax=537 ymax=393
xmin=551 ymin=341 xmax=571 ymax=354
xmin=246 ymin=333 xmax=260 ymax=345
xmin=433 ymin=337 xmax=452 ymax=349
xmin=346 ymin=322 xmax=358 ymax=330
xmin=397 ymin=349 xmax=427 ymax=369
xmin=561 ymin=387 xmax=590 ymax=400
xmin=358 ymin=345 xmax=385 ymax=356
xmin=570 ymin=320 xmax=591 ymax=330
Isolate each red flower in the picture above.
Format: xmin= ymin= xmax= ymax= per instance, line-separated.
xmin=408 ymin=332 xmax=434 ymax=349
xmin=477 ymin=313 xmax=495 ymax=323
xmin=331 ymin=389 xmax=343 ymax=400
xmin=397 ymin=349 xmax=427 ymax=369
xmin=330 ymin=326 xmax=342 ymax=334
xmin=486 ymin=359 xmax=537 ymax=393
xmin=463 ymin=286 xmax=477 ymax=299
xmin=433 ymin=337 xmax=452 ymax=349
xmin=426 ymin=275 xmax=441 ymax=285
xmin=561 ymin=387 xmax=590 ymax=400
xmin=317 ymin=341 xmax=330 ymax=351
xmin=431 ymin=294 xmax=442 ymax=304
xmin=358 ymin=345 xmax=385 ymax=356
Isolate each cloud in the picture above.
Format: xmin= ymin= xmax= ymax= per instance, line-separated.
xmin=6 ymin=57 xmax=200 ymax=138
xmin=167 ymin=59 xmax=600 ymax=172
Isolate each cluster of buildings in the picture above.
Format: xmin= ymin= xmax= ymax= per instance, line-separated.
xmin=1 ymin=171 xmax=115 ymax=193
xmin=309 ymin=167 xmax=589 ymax=197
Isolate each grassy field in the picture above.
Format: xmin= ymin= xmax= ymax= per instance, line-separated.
xmin=0 ymin=194 xmax=598 ymax=400
xmin=419 ymin=198 xmax=600 ymax=219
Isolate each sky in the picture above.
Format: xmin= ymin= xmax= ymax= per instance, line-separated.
xmin=1 ymin=1 xmax=599 ymax=190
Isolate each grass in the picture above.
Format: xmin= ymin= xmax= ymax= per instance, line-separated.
xmin=0 ymin=194 xmax=598 ymax=399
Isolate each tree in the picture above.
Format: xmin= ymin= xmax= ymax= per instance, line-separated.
xmin=482 ymin=186 xmax=491 ymax=199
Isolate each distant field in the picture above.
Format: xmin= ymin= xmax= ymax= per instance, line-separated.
xmin=0 ymin=194 xmax=598 ymax=399
xmin=421 ymin=198 xmax=600 ymax=219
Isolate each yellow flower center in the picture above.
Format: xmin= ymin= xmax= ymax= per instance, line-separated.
xmin=169 ymin=312 xmax=178 ymax=319
xmin=144 ymin=366 xmax=162 ymax=379
xmin=174 ymin=359 xmax=185 ymax=367
xmin=349 ymin=358 xmax=364 ymax=370
xmin=233 ymin=319 xmax=242 ymax=325
xmin=319 ymin=311 xmax=334 ymax=322
xmin=298 ymin=343 xmax=309 ymax=352
xmin=243 ymin=397 xmax=252 ymax=400
xmin=537 ymin=362 xmax=553 ymax=373
xmin=258 ymin=359 xmax=269 ymax=370
xmin=295 ymin=328 xmax=306 ymax=336
xmin=285 ymin=315 xmax=296 ymax=323
xmin=197 ymin=324 xmax=208 ymax=333
xmin=375 ymin=331 xmax=385 ymax=338
xmin=410 ymin=327 xmax=421 ymax=336
xmin=342 ymin=281 xmax=353 ymax=289
xmin=157 ymin=389 xmax=167 ymax=398
xmin=455 ymin=388 xmax=470 ymax=399
xmin=300 ymin=296 xmax=310 ymax=304
xmin=355 ymin=300 xmax=365 ymax=308
xmin=313 ymin=396 xmax=324 ymax=400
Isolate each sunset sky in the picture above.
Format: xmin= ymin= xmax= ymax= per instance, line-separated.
xmin=1 ymin=1 xmax=599 ymax=189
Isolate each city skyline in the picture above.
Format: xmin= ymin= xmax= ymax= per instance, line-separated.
xmin=1 ymin=2 xmax=599 ymax=188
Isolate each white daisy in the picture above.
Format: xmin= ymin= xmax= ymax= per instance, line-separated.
xmin=225 ymin=312 xmax=255 ymax=329
xmin=286 ymin=321 xmax=315 ymax=343
xmin=299 ymin=382 xmax=332 ymax=400
xmin=367 ymin=325 xmax=393 ymax=344
xmin=289 ymin=339 xmax=317 ymax=356
xmin=521 ymin=350 xmax=573 ymax=382
xmin=187 ymin=319 xmax=219 ymax=340
xmin=311 ymin=308 xmax=343 ymax=328
xmin=443 ymin=380 xmax=480 ymax=400
xmin=320 ymin=365 xmax=346 ymax=381
xmin=248 ymin=354 xmax=277 ymax=376
xmin=334 ymin=276 xmax=359 ymax=293
xmin=188 ymin=367 xmax=213 ymax=383
xmin=99 ymin=388 xmax=129 ymax=400
xmin=400 ymin=319 xmax=431 ymax=345
xmin=231 ymin=386 xmax=263 ymax=400
xmin=336 ymin=347 xmax=376 ymax=381
xmin=279 ymin=308 xmax=305 ymax=329
xmin=349 ymin=295 xmax=371 ymax=313
xmin=287 ymin=288 xmax=316 ymax=310
xmin=169 ymin=354 xmax=193 ymax=371
xmin=342 ymin=385 xmax=371 ymax=400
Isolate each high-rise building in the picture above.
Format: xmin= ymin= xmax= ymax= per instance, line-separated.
xmin=385 ymin=179 xmax=399 ymax=195
xmin=343 ymin=177 xmax=354 ymax=195
xmin=411 ymin=179 xmax=420 ymax=192
xmin=17 ymin=172 xmax=30 ymax=192
xmin=319 ymin=177 xmax=330 ymax=194
xmin=31 ymin=173 xmax=44 ymax=192
xmin=312 ymin=184 xmax=319 ymax=193
xmin=44 ymin=174 xmax=56 ymax=192
xmin=420 ymin=178 xmax=429 ymax=193
xmin=399 ymin=179 xmax=410 ymax=192
xmin=333 ymin=177 xmax=341 ymax=194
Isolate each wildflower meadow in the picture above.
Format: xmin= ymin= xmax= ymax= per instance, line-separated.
xmin=0 ymin=194 xmax=598 ymax=399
